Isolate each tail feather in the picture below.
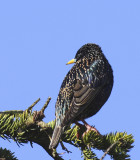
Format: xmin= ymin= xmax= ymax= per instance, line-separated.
xmin=49 ymin=125 xmax=63 ymax=149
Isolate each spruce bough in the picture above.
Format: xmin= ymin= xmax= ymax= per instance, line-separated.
xmin=0 ymin=98 xmax=134 ymax=160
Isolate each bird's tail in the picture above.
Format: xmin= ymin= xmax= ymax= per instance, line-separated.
xmin=49 ymin=125 xmax=63 ymax=149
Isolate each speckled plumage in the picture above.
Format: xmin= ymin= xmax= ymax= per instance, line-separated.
xmin=49 ymin=43 xmax=113 ymax=149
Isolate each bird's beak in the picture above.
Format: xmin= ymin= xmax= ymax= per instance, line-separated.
xmin=66 ymin=58 xmax=76 ymax=65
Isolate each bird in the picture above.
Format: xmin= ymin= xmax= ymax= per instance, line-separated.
xmin=49 ymin=43 xmax=113 ymax=149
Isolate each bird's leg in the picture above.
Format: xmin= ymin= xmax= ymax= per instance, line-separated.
xmin=81 ymin=119 xmax=100 ymax=135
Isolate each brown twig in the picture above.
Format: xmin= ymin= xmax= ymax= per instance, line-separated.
xmin=41 ymin=97 xmax=51 ymax=113
xmin=0 ymin=110 xmax=23 ymax=114
xmin=27 ymin=98 xmax=40 ymax=111
xmin=60 ymin=141 xmax=72 ymax=153
xmin=100 ymin=141 xmax=118 ymax=160
xmin=33 ymin=97 xmax=51 ymax=122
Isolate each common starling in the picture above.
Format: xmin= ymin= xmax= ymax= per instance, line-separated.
xmin=49 ymin=43 xmax=113 ymax=149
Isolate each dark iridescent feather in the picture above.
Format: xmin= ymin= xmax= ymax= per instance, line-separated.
xmin=49 ymin=43 xmax=113 ymax=149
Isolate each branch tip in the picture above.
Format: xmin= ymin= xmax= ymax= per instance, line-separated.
xmin=41 ymin=97 xmax=51 ymax=113
xmin=27 ymin=98 xmax=41 ymax=111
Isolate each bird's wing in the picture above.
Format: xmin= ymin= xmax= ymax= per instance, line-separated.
xmin=62 ymin=81 xmax=103 ymax=125
xmin=62 ymin=60 xmax=106 ymax=125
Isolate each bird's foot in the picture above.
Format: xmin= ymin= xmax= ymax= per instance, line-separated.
xmin=75 ymin=120 xmax=101 ymax=139
xmin=82 ymin=119 xmax=100 ymax=135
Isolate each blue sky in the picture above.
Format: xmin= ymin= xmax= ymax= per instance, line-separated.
xmin=0 ymin=0 xmax=139 ymax=159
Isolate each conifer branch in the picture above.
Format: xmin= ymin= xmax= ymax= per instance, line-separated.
xmin=0 ymin=99 xmax=134 ymax=160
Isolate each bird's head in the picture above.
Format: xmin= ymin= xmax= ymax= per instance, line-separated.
xmin=66 ymin=43 xmax=103 ymax=65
